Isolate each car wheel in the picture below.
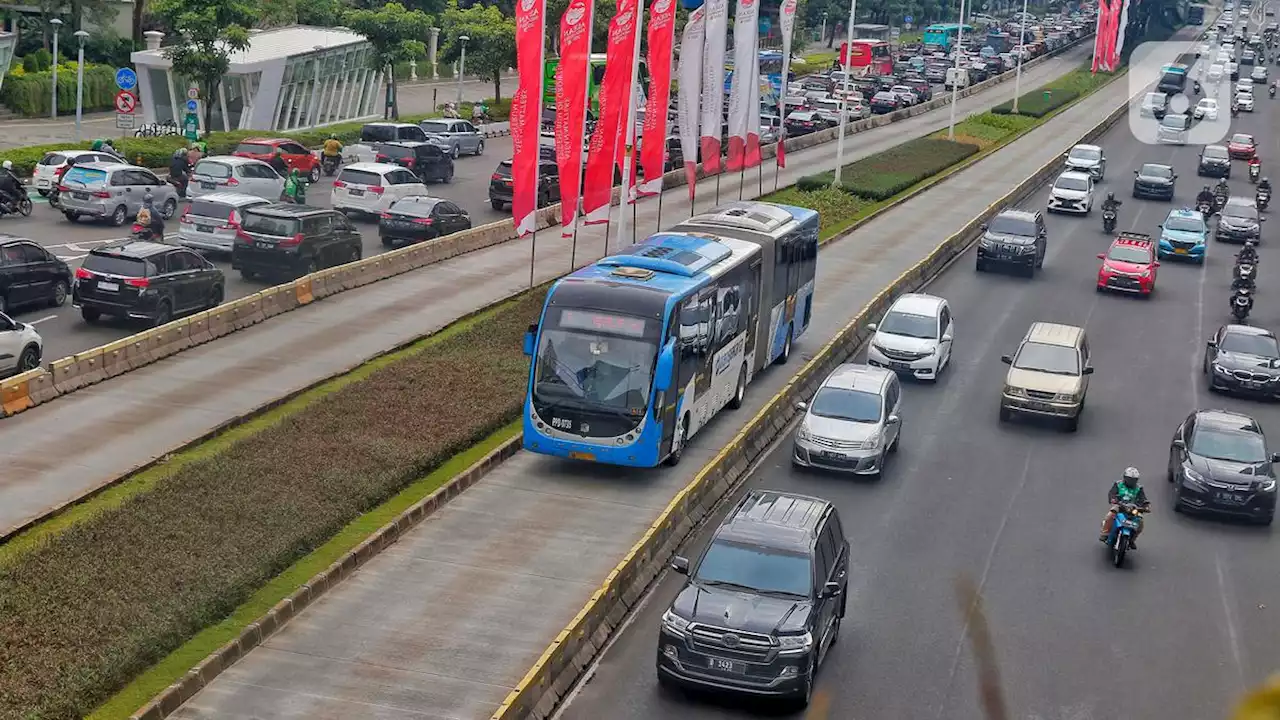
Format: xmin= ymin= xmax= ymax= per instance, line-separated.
xmin=49 ymin=280 xmax=68 ymax=308
xmin=239 ymin=269 xmax=256 ymax=281
xmin=110 ymin=205 xmax=127 ymax=227
xmin=381 ymin=237 xmax=395 ymax=248
xmin=17 ymin=344 xmax=40 ymax=372
xmin=999 ymin=404 xmax=1011 ymax=422
xmin=1066 ymin=413 xmax=1080 ymax=433
xmin=792 ymin=660 xmax=815 ymax=711
xmin=1261 ymin=512 xmax=1274 ymax=526
xmin=777 ymin=326 xmax=793 ymax=364
xmin=491 ymin=199 xmax=504 ymax=210
xmin=309 ymin=165 xmax=321 ymax=183
xmin=152 ymin=300 xmax=173 ymax=327
xmin=81 ymin=306 xmax=101 ymax=323
xmin=976 ymin=258 xmax=986 ymax=272
xmin=161 ymin=198 xmax=177 ymax=220
xmin=451 ymin=144 xmax=460 ymax=159
xmin=444 ymin=168 xmax=454 ymax=183
xmin=348 ymin=246 xmax=361 ymax=264
xmin=475 ymin=139 xmax=485 ymax=155
xmin=208 ymin=284 xmax=224 ymax=310
xmin=36 ymin=188 xmax=48 ymax=197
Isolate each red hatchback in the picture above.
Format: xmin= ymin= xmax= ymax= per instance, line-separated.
xmin=1097 ymin=233 xmax=1159 ymax=296
xmin=231 ymin=138 xmax=321 ymax=181
xmin=1228 ymin=132 xmax=1257 ymax=160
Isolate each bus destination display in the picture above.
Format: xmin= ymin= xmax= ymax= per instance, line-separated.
xmin=560 ymin=309 xmax=647 ymax=337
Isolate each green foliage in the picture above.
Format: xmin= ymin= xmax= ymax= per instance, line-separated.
xmin=149 ymin=0 xmax=256 ymax=134
xmin=27 ymin=48 xmax=52 ymax=71
xmin=797 ymin=137 xmax=978 ymax=201
xmin=770 ymin=185 xmax=871 ymax=237
xmin=992 ymin=67 xmax=1118 ymax=118
xmin=21 ymin=54 xmax=39 ymax=73
xmin=0 ymin=289 xmax=545 ymax=720
xmin=438 ymin=0 xmax=517 ymax=101
xmin=1 ymin=64 xmax=117 ymax=116
xmin=796 ymin=173 xmax=829 ymax=191
xmin=344 ymin=2 xmax=433 ymax=118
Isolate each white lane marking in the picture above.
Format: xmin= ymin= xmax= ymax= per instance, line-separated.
xmin=28 ymin=315 xmax=57 ymax=325
xmin=1215 ymin=552 xmax=1247 ymax=693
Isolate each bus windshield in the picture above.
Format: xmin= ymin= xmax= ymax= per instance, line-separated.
xmin=533 ymin=310 xmax=658 ymax=419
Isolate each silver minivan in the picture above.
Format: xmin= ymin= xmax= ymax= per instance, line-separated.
xmin=792 ymin=364 xmax=903 ymax=478
xmin=189 ymin=156 xmax=285 ymax=201
xmin=418 ymin=119 xmax=485 ymax=158
xmin=58 ymin=162 xmax=179 ymax=226
xmin=177 ymin=192 xmax=272 ymax=254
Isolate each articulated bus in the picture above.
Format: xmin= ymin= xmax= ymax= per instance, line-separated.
xmin=923 ymin=23 xmax=974 ymax=51
xmin=522 ymin=202 xmax=819 ymax=468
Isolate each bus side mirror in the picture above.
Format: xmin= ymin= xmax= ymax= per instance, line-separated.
xmin=522 ymin=324 xmax=537 ymax=357
xmin=653 ymin=343 xmax=675 ymax=392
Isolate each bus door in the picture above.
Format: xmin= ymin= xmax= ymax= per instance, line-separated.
xmin=786 ymin=236 xmax=802 ymax=331
xmin=659 ymin=309 xmax=681 ymax=456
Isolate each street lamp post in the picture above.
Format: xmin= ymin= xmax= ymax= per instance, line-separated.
xmin=50 ymin=18 xmax=63 ymax=120
xmin=946 ymin=0 xmax=967 ymax=140
xmin=456 ymin=36 xmax=470 ymax=108
xmin=74 ymin=30 xmax=89 ymax=142
xmin=833 ymin=0 xmax=857 ymax=186
xmin=1012 ymin=0 xmax=1029 ymax=113
xmin=821 ymin=12 xmax=828 ymax=44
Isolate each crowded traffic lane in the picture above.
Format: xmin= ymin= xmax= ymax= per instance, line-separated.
xmin=556 ymin=66 xmax=1280 ymax=720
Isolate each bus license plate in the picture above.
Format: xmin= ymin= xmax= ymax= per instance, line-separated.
xmin=706 ymin=657 xmax=745 ymax=673
xmin=569 ymin=451 xmax=595 ymax=461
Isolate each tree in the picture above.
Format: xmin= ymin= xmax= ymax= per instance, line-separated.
xmin=345 ymin=2 xmax=432 ymax=119
xmin=150 ymin=0 xmax=255 ymax=135
xmin=438 ymin=0 xmax=516 ymax=102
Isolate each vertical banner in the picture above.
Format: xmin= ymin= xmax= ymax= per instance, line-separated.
xmin=745 ymin=45 xmax=762 ymax=168
xmin=583 ymin=0 xmax=641 ymax=224
xmin=555 ymin=0 xmax=593 ymax=236
xmin=639 ymin=0 xmax=678 ymax=196
xmin=511 ymin=0 xmax=548 ymax=236
xmin=775 ymin=0 xmax=798 ymax=169
xmin=699 ymin=0 xmax=728 ymax=175
xmin=725 ymin=0 xmax=760 ymax=171
xmin=677 ymin=6 xmax=706 ymax=198
xmin=1114 ymin=0 xmax=1131 ymax=60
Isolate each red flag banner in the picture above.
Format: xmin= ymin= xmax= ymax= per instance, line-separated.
xmin=677 ymin=6 xmax=706 ymax=198
xmin=699 ymin=0 xmax=728 ymax=175
xmin=511 ymin=0 xmax=548 ymax=236
xmin=725 ymin=0 xmax=760 ymax=171
xmin=583 ymin=0 xmax=640 ymax=224
xmin=556 ymin=0 xmax=593 ymax=235
xmin=639 ymin=0 xmax=678 ymax=196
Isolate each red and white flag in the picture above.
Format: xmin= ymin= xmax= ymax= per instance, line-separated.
xmin=677 ymin=6 xmax=705 ymax=198
xmin=510 ymin=0 xmax=548 ymax=236
xmin=555 ymin=0 xmax=593 ymax=236
xmin=638 ymin=0 xmax=678 ymax=197
xmin=583 ymin=0 xmax=641 ymax=224
xmin=725 ymin=0 xmax=760 ymax=171
xmin=699 ymin=0 xmax=728 ymax=175
xmin=775 ymin=0 xmax=798 ymax=168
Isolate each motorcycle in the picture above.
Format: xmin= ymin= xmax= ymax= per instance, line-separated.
xmin=1258 ymin=188 xmax=1271 ymax=209
xmin=1194 ymin=80 xmax=1203 ymax=95
xmin=1102 ymin=208 xmax=1117 ymax=233
xmin=1250 ymin=163 xmax=1261 ymax=183
xmin=322 ymin=154 xmax=341 ymax=177
xmin=1105 ymin=502 xmax=1146 ymax=568
xmin=0 ymin=184 xmax=33 ymax=218
xmin=1197 ymin=198 xmax=1215 ymax=216
xmin=1234 ymin=262 xmax=1257 ymax=289
xmin=1271 ymin=85 xmax=1277 ymax=98
xmin=1233 ymin=103 xmax=1241 ymax=118
xmin=1214 ymin=192 xmax=1230 ymax=213
xmin=1232 ymin=287 xmax=1254 ymax=321
xmin=168 ymin=172 xmax=188 ymax=199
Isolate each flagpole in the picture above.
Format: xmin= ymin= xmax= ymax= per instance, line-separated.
xmin=570 ymin=223 xmax=579 ymax=270
xmin=529 ymin=229 xmax=537 ymax=286
xmin=657 ymin=184 xmax=664 ymax=232
xmin=946 ymin=0 xmax=966 ymax=140
xmin=833 ymin=0 xmax=857 ymax=186
xmin=616 ymin=1 xmax=646 ymax=252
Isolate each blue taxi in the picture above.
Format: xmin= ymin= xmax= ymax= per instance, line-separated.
xmin=1157 ymin=208 xmax=1209 ymax=262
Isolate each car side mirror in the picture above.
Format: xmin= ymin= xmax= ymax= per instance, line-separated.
xmin=888 ymin=414 xmax=901 ymax=425
xmin=1271 ymin=452 xmax=1280 ymax=463
xmin=1083 ymin=366 xmax=1095 ymax=375
xmin=1097 ymin=252 xmax=1106 ymax=259
xmin=1001 ymin=354 xmax=1013 ymax=364
xmin=1207 ymin=339 xmax=1218 ymax=348
xmin=1173 ymin=439 xmax=1186 ymax=450
xmin=796 ymin=401 xmax=808 ymax=411
xmin=1134 ymin=169 xmax=1140 ymax=174
xmin=866 ymin=323 xmax=878 ymax=332
xmin=821 ymin=582 xmax=842 ymax=599
xmin=671 ymin=556 xmax=690 ymax=575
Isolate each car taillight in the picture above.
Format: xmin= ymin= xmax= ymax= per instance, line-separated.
xmin=75 ymin=267 xmax=92 ymax=280
xmin=93 ymin=190 xmax=111 ymax=198
xmin=380 ymin=212 xmax=393 ymax=219
xmin=235 ymin=229 xmax=254 ymax=244
xmin=333 ymin=180 xmax=347 ymax=188
xmin=180 ymin=205 xmax=191 ymax=222
xmin=403 ymin=158 xmax=415 ymax=167
xmin=220 ymin=210 xmax=241 ymax=231
xmin=414 ymin=217 xmax=434 ymax=225
xmin=226 ymin=177 xmax=239 ymax=186
xmin=279 ymin=232 xmax=305 ymax=248
xmin=376 ymin=154 xmax=388 ymax=162
xmin=492 ymin=173 xmax=504 ymax=181
xmin=124 ymin=277 xmax=149 ymax=288
xmin=56 ymin=184 xmax=69 ymax=193
xmin=369 ymin=186 xmax=385 ymax=194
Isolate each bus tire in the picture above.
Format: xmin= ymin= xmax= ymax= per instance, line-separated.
xmin=666 ymin=418 xmax=688 ymax=467
xmin=776 ymin=326 xmax=793 ymax=365
xmin=728 ymin=364 xmax=747 ymax=410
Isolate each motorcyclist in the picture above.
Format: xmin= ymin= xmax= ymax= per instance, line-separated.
xmin=1232 ymin=286 xmax=1255 ymax=315
xmin=1216 ymin=177 xmax=1232 ymax=197
xmin=1099 ymin=467 xmax=1151 ymax=548
xmin=1101 ymin=191 xmax=1121 ymax=213
xmin=282 ymin=167 xmax=307 ymax=204
xmin=269 ymin=147 xmax=290 ymax=178
xmin=1239 ymin=238 xmax=1260 ymax=264
xmin=1250 ymin=155 xmax=1262 ymax=175
xmin=472 ymin=100 xmax=489 ymax=124
xmin=1197 ymin=184 xmax=1216 ymax=208
xmin=140 ymin=189 xmax=165 ymax=239
xmin=169 ymin=147 xmax=190 ymax=179
xmin=322 ymin=133 xmax=343 ymax=160
xmin=1260 ymin=177 xmax=1273 ymax=195
xmin=0 ymin=160 xmax=21 ymax=212
xmin=186 ymin=142 xmax=203 ymax=168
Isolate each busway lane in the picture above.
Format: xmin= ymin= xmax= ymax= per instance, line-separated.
xmin=165 ymin=33 xmax=1193 ymax=720
xmin=0 ymin=136 xmax=513 ymax=361
xmin=556 ymin=49 xmax=1280 ymax=720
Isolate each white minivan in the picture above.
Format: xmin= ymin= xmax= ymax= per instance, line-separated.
xmin=1208 ymin=63 xmax=1225 ymax=81
xmin=331 ymin=163 xmax=430 ymax=217
xmin=945 ymin=67 xmax=970 ymax=90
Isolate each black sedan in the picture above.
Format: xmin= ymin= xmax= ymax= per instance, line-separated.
xmin=784 ymin=111 xmax=824 ymax=137
xmin=1197 ymin=145 xmax=1232 ymax=178
xmin=379 ymin=196 xmax=472 ymax=247
xmin=1168 ymin=409 xmax=1279 ymax=525
xmin=1132 ymin=163 xmax=1177 ymax=200
xmin=870 ymin=91 xmax=903 ymax=114
xmin=1205 ymin=324 xmax=1280 ymax=397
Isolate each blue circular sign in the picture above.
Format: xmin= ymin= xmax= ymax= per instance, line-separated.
xmin=186 ymin=99 xmax=198 ymax=112
xmin=904 ymin=14 xmax=914 ymax=22
xmin=115 ymin=67 xmax=137 ymax=91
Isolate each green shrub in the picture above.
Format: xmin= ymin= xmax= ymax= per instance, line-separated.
xmin=991 ymin=87 xmax=1080 ymax=117
xmin=796 ymin=173 xmax=831 ymax=191
xmin=29 ymin=48 xmax=52 ymax=71
xmin=0 ymin=288 xmax=546 ymax=719
xmin=21 ymin=54 xmax=38 ymax=73
xmin=2 ymin=64 xmax=118 ymax=116
xmin=835 ymin=137 xmax=979 ymax=200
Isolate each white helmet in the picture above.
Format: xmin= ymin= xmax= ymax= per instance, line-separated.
xmin=2 ymin=160 xmax=12 ymax=170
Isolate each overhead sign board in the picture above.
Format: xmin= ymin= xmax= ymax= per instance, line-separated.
xmin=115 ymin=67 xmax=137 ymax=91
xmin=114 ymin=90 xmax=137 ymax=114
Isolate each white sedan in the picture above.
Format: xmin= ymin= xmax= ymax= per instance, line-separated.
xmin=1195 ymin=97 xmax=1220 ymax=120
xmin=1236 ymin=91 xmax=1255 ymax=111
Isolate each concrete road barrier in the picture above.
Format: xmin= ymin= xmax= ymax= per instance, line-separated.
xmin=0 ymin=369 xmax=41 ymax=417
xmin=26 ymin=369 xmax=60 ymax=405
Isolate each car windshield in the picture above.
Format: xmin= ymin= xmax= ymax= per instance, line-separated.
xmin=82 ymin=253 xmax=151 ymax=277
xmin=1166 ymin=215 xmax=1206 ymax=232
xmin=879 ymin=310 xmax=937 ymax=339
xmin=380 ymin=145 xmax=416 ymax=159
xmin=241 ymin=214 xmax=300 ymax=237
xmin=233 ymin=142 xmax=274 ymax=155
xmin=61 ymin=167 xmax=107 ymax=188
xmin=533 ymin=315 xmax=657 ymax=414
xmin=192 ymin=161 xmax=231 ymax=179
xmin=187 ymin=200 xmax=235 ymax=220
xmin=1224 ymin=203 xmax=1258 ymax=221
xmin=1220 ymin=331 xmax=1280 ymax=356
xmin=1191 ymin=426 xmax=1269 ymax=463
xmin=809 ymin=386 xmax=882 ymax=423
xmin=1161 ymin=115 xmax=1189 ymax=129
xmin=1056 ymin=175 xmax=1090 ymax=191
xmin=694 ymin=540 xmax=812 ymax=598
xmin=389 ymin=198 xmax=438 ymax=217
xmin=1013 ymin=341 xmax=1080 ymax=375
xmin=1140 ymin=164 xmax=1173 ymax=178
xmin=1145 ymin=92 xmax=1164 ymax=104
xmin=419 ymin=121 xmax=450 ymax=133
xmin=988 ymin=215 xmax=1037 ymax=236
xmin=337 ymin=169 xmax=383 ymax=186
xmin=1108 ymin=245 xmax=1152 ymax=263
xmin=1069 ymin=147 xmax=1101 ymax=161
xmin=1204 ymin=146 xmax=1228 ymax=159
xmin=1231 ymin=134 xmax=1254 ymax=145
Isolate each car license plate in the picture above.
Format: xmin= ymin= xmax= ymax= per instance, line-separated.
xmin=1215 ymin=491 xmax=1245 ymax=504
xmin=196 ymin=224 xmax=214 ymax=233
xmin=350 ymin=189 xmax=365 ymax=196
xmin=819 ymin=450 xmax=844 ymax=460
xmin=73 ymin=191 xmax=89 ymax=200
xmin=256 ymin=241 xmax=273 ymax=249
xmin=888 ymin=361 xmax=911 ymax=371
xmin=201 ymin=182 xmax=215 ymax=190
xmin=97 ymin=281 xmax=119 ymax=292
xmin=706 ymin=657 xmax=745 ymax=673
xmin=1175 ymin=248 xmax=1189 ymax=254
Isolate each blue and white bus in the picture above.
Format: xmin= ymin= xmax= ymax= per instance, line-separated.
xmin=522 ymin=202 xmax=819 ymax=468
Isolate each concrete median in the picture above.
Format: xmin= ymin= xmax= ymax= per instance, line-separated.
xmin=0 ymin=368 xmax=41 ymax=417
xmin=230 ymin=294 xmax=266 ymax=331
xmin=206 ymin=305 xmax=235 ymax=340
xmin=293 ymin=277 xmax=314 ymax=305
xmin=147 ymin=320 xmax=193 ymax=362
xmin=25 ymin=369 xmax=60 ymax=406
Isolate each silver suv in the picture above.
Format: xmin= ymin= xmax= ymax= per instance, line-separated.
xmin=418 ymin=119 xmax=485 ymax=158
xmin=793 ymin=364 xmax=902 ymax=478
xmin=58 ymin=162 xmax=179 ymax=226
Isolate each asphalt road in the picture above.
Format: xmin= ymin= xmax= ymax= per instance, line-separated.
xmin=556 ymin=35 xmax=1280 ymax=720
xmin=0 ymin=137 xmax=511 ymax=361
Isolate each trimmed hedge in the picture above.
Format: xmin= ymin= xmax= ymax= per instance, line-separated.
xmin=991 ymin=66 xmax=1118 ymax=118
xmin=3 ymin=64 xmax=118 ymax=116
xmin=798 ymin=137 xmax=980 ymax=201
xmin=0 ymin=288 xmax=545 ymax=719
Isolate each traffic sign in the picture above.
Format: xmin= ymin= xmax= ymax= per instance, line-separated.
xmin=186 ymin=99 xmax=198 ymax=112
xmin=183 ymin=112 xmax=199 ymax=141
xmin=114 ymin=90 xmax=137 ymax=114
xmin=187 ymin=87 xmax=199 ymax=100
xmin=904 ymin=14 xmax=913 ymax=22
xmin=115 ymin=113 xmax=136 ymax=130
xmin=115 ymin=67 xmax=137 ymax=91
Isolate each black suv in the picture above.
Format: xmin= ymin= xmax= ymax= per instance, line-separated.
xmin=233 ymin=204 xmax=363 ymax=280
xmin=1197 ymin=145 xmax=1232 ymax=178
xmin=489 ymin=158 xmax=560 ymax=211
xmin=976 ymin=209 xmax=1048 ymax=276
xmin=657 ymin=490 xmax=848 ymax=709
xmin=375 ymin=141 xmax=455 ymax=184
xmin=72 ymin=241 xmax=224 ymax=325
xmin=0 ymin=238 xmax=72 ymax=315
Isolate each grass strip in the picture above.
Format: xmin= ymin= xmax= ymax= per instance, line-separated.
xmin=0 ymin=289 xmax=545 ymax=720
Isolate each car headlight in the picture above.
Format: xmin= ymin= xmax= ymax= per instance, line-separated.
xmin=1259 ymin=479 xmax=1277 ymax=492
xmin=661 ymin=609 xmax=691 ymax=636
xmin=979 ymin=237 xmax=995 ymax=248
xmin=1054 ymin=393 xmax=1077 ymax=402
xmin=1141 ymin=269 xmax=1152 ymax=278
xmin=1004 ymin=385 xmax=1025 ymax=397
xmin=797 ymin=426 xmax=812 ymax=442
xmin=777 ymin=632 xmax=813 ymax=652
xmin=1183 ymin=466 xmax=1209 ymax=488
xmin=1213 ymin=362 xmax=1230 ymax=375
